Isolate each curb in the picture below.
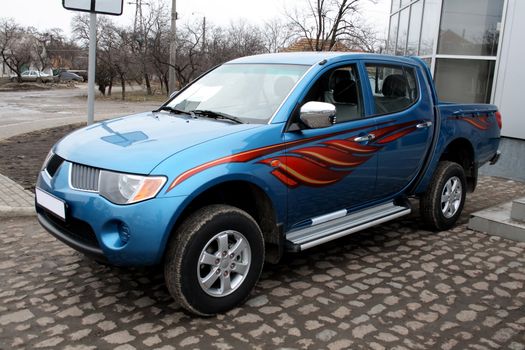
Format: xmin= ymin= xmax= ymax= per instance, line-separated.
xmin=0 ymin=206 xmax=35 ymax=218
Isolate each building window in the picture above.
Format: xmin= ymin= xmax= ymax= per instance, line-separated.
xmin=387 ymin=12 xmax=399 ymax=54
xmin=391 ymin=0 xmax=401 ymax=12
xmin=406 ymin=1 xmax=423 ymax=56
xmin=438 ymin=0 xmax=504 ymax=56
xmin=434 ymin=59 xmax=496 ymax=103
xmin=419 ymin=0 xmax=441 ymax=56
xmin=396 ymin=8 xmax=410 ymax=55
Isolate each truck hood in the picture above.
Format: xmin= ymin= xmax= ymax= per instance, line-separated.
xmin=54 ymin=112 xmax=261 ymax=174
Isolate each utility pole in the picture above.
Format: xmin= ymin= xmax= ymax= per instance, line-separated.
xmin=87 ymin=12 xmax=97 ymax=125
xmin=202 ymin=16 xmax=206 ymax=53
xmin=169 ymin=0 xmax=177 ymax=93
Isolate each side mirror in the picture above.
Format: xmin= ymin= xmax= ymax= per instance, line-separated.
xmin=169 ymin=90 xmax=179 ymax=99
xmin=299 ymin=101 xmax=336 ymax=129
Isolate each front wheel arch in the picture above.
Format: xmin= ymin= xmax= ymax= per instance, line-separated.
xmin=161 ymin=179 xmax=282 ymax=265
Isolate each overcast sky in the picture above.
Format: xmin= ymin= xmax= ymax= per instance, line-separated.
xmin=2 ymin=0 xmax=391 ymax=39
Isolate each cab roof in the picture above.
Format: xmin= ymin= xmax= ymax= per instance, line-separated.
xmin=228 ymin=52 xmax=419 ymax=66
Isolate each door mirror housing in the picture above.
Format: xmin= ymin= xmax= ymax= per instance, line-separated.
xmin=299 ymin=101 xmax=337 ymax=129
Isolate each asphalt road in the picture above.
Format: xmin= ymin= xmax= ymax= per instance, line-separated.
xmin=0 ymin=85 xmax=160 ymax=140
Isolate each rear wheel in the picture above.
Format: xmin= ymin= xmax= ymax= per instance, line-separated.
xmin=164 ymin=204 xmax=264 ymax=316
xmin=420 ymin=161 xmax=466 ymax=231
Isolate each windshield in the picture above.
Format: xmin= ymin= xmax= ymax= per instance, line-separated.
xmin=166 ymin=63 xmax=309 ymax=124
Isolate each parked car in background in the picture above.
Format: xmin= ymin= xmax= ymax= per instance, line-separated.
xmin=58 ymin=71 xmax=83 ymax=82
xmin=10 ymin=70 xmax=54 ymax=83
xmin=66 ymin=70 xmax=88 ymax=81
xmin=36 ymin=52 xmax=502 ymax=316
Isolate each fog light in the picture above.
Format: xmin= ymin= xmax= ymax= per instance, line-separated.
xmin=118 ymin=223 xmax=131 ymax=244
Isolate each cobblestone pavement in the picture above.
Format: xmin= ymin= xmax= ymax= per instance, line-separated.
xmin=1 ymin=177 xmax=525 ymax=350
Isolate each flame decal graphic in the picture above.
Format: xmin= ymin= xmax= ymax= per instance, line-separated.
xmin=165 ymin=119 xmax=430 ymax=192
xmin=260 ymin=120 xmax=425 ymax=188
xmin=451 ymin=115 xmax=492 ymax=130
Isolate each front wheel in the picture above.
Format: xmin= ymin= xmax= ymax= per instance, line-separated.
xmin=420 ymin=161 xmax=467 ymax=231
xmin=164 ymin=204 xmax=264 ymax=316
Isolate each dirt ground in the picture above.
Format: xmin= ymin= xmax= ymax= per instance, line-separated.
xmin=0 ymin=123 xmax=84 ymax=192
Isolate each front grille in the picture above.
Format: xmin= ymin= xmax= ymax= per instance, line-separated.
xmin=37 ymin=206 xmax=100 ymax=249
xmin=46 ymin=154 xmax=64 ymax=177
xmin=70 ymin=163 xmax=100 ymax=192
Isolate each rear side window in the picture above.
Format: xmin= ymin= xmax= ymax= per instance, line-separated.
xmin=365 ymin=64 xmax=419 ymax=115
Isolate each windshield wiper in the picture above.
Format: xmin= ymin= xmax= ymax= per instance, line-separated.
xmin=154 ymin=106 xmax=192 ymax=116
xmin=192 ymin=110 xmax=244 ymax=124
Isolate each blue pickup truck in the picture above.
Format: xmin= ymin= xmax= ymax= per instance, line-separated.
xmin=36 ymin=52 xmax=501 ymax=315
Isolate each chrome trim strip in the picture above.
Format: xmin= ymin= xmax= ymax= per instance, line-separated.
xmin=267 ymin=62 xmax=320 ymax=125
xmin=311 ymin=209 xmax=348 ymax=226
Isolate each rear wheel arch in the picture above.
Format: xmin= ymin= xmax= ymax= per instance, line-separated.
xmin=439 ymin=138 xmax=476 ymax=192
xmin=165 ymin=180 xmax=282 ymax=264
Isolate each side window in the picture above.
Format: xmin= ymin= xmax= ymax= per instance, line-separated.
xmin=365 ymin=64 xmax=419 ymax=115
xmin=301 ymin=64 xmax=364 ymax=124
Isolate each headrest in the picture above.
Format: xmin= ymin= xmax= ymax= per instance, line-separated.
xmin=382 ymin=74 xmax=407 ymax=98
xmin=330 ymin=70 xmax=351 ymax=90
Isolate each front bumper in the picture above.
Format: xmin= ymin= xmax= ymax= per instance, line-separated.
xmin=36 ymin=161 xmax=187 ymax=266
xmin=37 ymin=209 xmax=107 ymax=262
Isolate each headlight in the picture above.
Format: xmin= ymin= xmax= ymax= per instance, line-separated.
xmin=41 ymin=150 xmax=54 ymax=171
xmin=99 ymin=170 xmax=167 ymax=205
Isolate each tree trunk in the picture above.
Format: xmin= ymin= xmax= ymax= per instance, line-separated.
xmin=108 ymin=78 xmax=113 ymax=96
xmin=121 ymin=75 xmax=126 ymax=100
xmin=163 ymin=75 xmax=169 ymax=96
xmin=144 ymin=73 xmax=152 ymax=95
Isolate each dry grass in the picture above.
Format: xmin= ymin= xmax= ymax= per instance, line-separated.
xmin=96 ymin=86 xmax=169 ymax=103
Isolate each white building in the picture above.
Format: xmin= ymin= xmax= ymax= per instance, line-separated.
xmin=387 ymin=0 xmax=524 ymax=141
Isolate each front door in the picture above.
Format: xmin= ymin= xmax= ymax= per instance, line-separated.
xmin=281 ymin=63 xmax=379 ymax=228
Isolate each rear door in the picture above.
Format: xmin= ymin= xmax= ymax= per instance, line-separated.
xmin=362 ymin=61 xmax=434 ymax=199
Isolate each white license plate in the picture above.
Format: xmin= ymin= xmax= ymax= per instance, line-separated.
xmin=36 ymin=188 xmax=66 ymax=220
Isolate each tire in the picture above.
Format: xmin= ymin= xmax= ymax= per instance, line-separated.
xmin=164 ymin=204 xmax=265 ymax=316
xmin=420 ymin=161 xmax=467 ymax=231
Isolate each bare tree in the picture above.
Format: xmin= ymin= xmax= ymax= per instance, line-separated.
xmin=286 ymin=0 xmax=376 ymax=51
xmin=32 ymin=28 xmax=81 ymax=71
xmin=0 ymin=18 xmax=33 ymax=81
xmin=343 ymin=21 xmax=382 ymax=52
xmin=148 ymin=2 xmax=171 ymax=95
xmin=72 ymin=14 xmax=121 ymax=95
xmin=263 ymin=19 xmax=296 ymax=53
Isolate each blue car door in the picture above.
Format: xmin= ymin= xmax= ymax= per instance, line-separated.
xmin=280 ymin=62 xmax=379 ymax=228
xmin=361 ymin=61 xmax=434 ymax=199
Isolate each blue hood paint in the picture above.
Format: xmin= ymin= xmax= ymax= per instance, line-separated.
xmin=54 ymin=112 xmax=261 ymax=174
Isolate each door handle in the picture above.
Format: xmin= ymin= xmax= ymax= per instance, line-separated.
xmin=353 ymin=133 xmax=376 ymax=142
xmin=416 ymin=121 xmax=433 ymax=129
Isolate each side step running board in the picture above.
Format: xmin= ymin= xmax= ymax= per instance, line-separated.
xmin=285 ymin=202 xmax=411 ymax=252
